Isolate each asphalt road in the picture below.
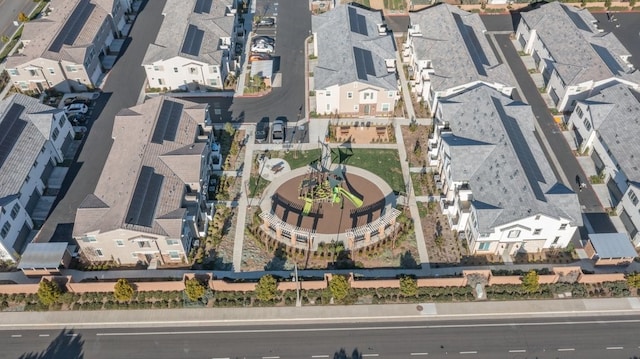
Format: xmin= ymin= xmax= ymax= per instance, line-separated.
xmin=183 ymin=0 xmax=311 ymax=125
xmin=0 ymin=0 xmax=36 ymax=46
xmin=35 ymin=0 xmax=167 ymax=243
xmin=5 ymin=316 xmax=640 ymax=358
xmin=493 ymin=33 xmax=616 ymax=233
xmin=592 ymin=12 xmax=640 ymax=70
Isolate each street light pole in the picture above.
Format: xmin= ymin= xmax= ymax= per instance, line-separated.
xmin=294 ymin=262 xmax=301 ymax=307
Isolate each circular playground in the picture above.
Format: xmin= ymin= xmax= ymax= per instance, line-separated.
xmin=259 ymin=152 xmax=400 ymax=250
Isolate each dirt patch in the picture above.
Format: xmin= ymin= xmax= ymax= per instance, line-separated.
xmin=418 ymin=203 xmax=465 ymax=266
xmin=401 ymin=124 xmax=431 ymax=168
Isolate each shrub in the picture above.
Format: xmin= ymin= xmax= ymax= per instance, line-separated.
xmin=114 ymin=279 xmax=135 ymax=302
xmin=521 ymin=270 xmax=540 ymax=293
xmin=184 ymin=277 xmax=207 ymax=302
xmin=328 ymin=275 xmax=350 ymax=302
xmin=627 ymin=273 xmax=640 ymax=288
xmin=255 ymin=275 xmax=279 ymax=302
xmin=37 ymin=279 xmax=62 ymax=306
xmin=399 ymin=276 xmax=418 ymax=297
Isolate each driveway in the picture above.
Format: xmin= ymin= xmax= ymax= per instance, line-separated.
xmin=183 ymin=0 xmax=311 ymax=125
xmin=35 ymin=0 xmax=167 ymax=243
xmin=494 ymin=33 xmax=616 ymax=233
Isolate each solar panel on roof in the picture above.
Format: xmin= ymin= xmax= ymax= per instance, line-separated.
xmin=353 ymin=47 xmax=376 ymax=81
xmin=348 ymin=7 xmax=368 ymax=36
xmin=151 ymin=100 xmax=184 ymax=144
xmin=48 ymin=2 xmax=93 ymax=52
xmin=125 ymin=166 xmax=164 ymax=227
xmin=0 ymin=104 xmax=28 ymax=169
xmin=194 ymin=0 xmax=213 ymax=13
xmin=181 ymin=24 xmax=205 ymax=56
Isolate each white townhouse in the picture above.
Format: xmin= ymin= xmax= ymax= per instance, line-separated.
xmin=568 ymin=84 xmax=640 ymax=246
xmin=143 ymin=0 xmax=238 ymax=92
xmin=311 ymin=4 xmax=399 ymax=117
xmin=403 ymin=4 xmax=514 ymax=115
xmin=428 ymin=84 xmax=581 ymax=256
xmin=516 ymin=1 xmax=640 ymax=112
xmin=0 ymin=94 xmax=75 ymax=262
xmin=5 ymin=0 xmax=128 ymax=93
xmin=73 ymin=96 xmax=213 ymax=267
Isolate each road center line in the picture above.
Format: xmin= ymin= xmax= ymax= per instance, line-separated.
xmin=508 ymin=349 xmax=526 ymax=353
xmin=211 ymin=357 xmax=229 ymax=359
xmin=262 ymin=356 xmax=280 ymax=359
xmin=11 ymin=334 xmax=22 ymax=338
xmin=311 ymin=356 xmax=329 ymax=358
xmin=362 ymin=355 xmax=379 ymax=357
xmin=410 ymin=353 xmax=429 ymax=356
xmin=606 ymin=346 xmax=623 ymax=350
xmin=38 ymin=334 xmax=50 ymax=337
xmin=460 ymin=351 xmax=478 ymax=354
xmin=557 ymin=348 xmax=575 ymax=351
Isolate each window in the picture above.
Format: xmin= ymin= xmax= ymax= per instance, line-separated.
xmin=209 ymin=66 xmax=218 ymax=73
xmin=131 ymin=252 xmax=138 ymax=258
xmin=153 ymin=65 xmax=161 ymax=71
xmin=1 ymin=222 xmax=11 ymax=238
xmin=52 ymin=128 xmax=59 ymax=141
xmin=209 ymin=79 xmax=218 ymax=86
xmin=95 ymin=249 xmax=104 ymax=257
xmin=583 ymin=118 xmax=591 ymax=131
xmin=58 ymin=115 xmax=66 ymax=127
xmin=559 ymin=223 xmax=567 ymax=230
xmin=28 ymin=69 xmax=37 ymax=77
xmin=325 ymin=91 xmax=331 ymax=97
xmin=138 ymin=241 xmax=151 ymax=248
xmin=10 ymin=204 xmax=19 ymax=220
xmin=65 ymin=66 xmax=77 ymax=72
xmin=388 ymin=91 xmax=395 ymax=98
xmin=168 ymin=251 xmax=180 ymax=260
xmin=507 ymin=230 xmax=521 ymax=238
xmin=166 ymin=239 xmax=179 ymax=246
xmin=25 ymin=175 xmax=30 ymax=183
xmin=173 ymin=67 xmax=179 ymax=73
xmin=33 ymin=160 xmax=38 ymax=168
xmin=364 ymin=92 xmax=373 ymax=100
xmin=189 ymin=67 xmax=197 ymax=75
xmin=576 ymin=106 xmax=583 ymax=119
xmin=8 ymin=69 xmax=19 ymax=76
xmin=19 ymin=82 xmax=28 ymax=90
xmin=48 ymin=68 xmax=55 ymax=75
xmin=535 ymin=214 xmax=541 ymax=220
xmin=533 ymin=228 xmax=541 ymax=235
xmin=478 ymin=242 xmax=491 ymax=251
xmin=158 ymin=78 xmax=165 ymax=85
xmin=82 ymin=236 xmax=97 ymax=243
xmin=40 ymin=146 xmax=45 ymax=153
xmin=326 ymin=104 xmax=330 ymax=111
xmin=629 ymin=190 xmax=639 ymax=206
xmin=381 ymin=103 xmax=390 ymax=112
xmin=347 ymin=92 xmax=353 ymax=99
xmin=354 ymin=105 xmax=359 ymax=111
xmin=552 ymin=236 xmax=560 ymax=245
xmin=115 ymin=240 xmax=124 ymax=247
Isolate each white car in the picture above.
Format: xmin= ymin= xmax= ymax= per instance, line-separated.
xmin=251 ymin=43 xmax=274 ymax=54
xmin=64 ymin=103 xmax=89 ymax=115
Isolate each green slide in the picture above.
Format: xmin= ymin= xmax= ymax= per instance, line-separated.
xmin=336 ymin=187 xmax=363 ymax=208
xmin=302 ymin=198 xmax=313 ymax=215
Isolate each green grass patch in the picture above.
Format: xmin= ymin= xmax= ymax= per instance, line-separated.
xmin=608 ymin=6 xmax=629 ymax=10
xmin=586 ymin=6 xmax=606 ymax=11
xmin=281 ymin=149 xmax=321 ymax=170
xmin=417 ymin=202 xmax=428 ymax=218
xmin=331 ymin=148 xmax=404 ymax=193
xmin=352 ymin=0 xmax=371 ymax=7
xmin=410 ymin=173 xmax=425 ymax=196
xmin=383 ymin=0 xmax=405 ymax=10
xmin=249 ymin=175 xmax=271 ymax=198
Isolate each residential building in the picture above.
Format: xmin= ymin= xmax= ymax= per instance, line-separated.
xmin=404 ymin=4 xmax=514 ymax=114
xmin=515 ymin=1 xmax=640 ymax=112
xmin=5 ymin=0 xmax=128 ymax=93
xmin=568 ymin=84 xmax=640 ymax=245
xmin=73 ymin=96 xmax=212 ymax=267
xmin=0 ymin=94 xmax=75 ymax=262
xmin=585 ymin=233 xmax=637 ymax=266
xmin=311 ymin=4 xmax=399 ymax=117
xmin=142 ymin=0 xmax=238 ymax=92
xmin=428 ymin=85 xmax=581 ymax=255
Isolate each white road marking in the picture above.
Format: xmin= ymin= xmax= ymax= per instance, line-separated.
xmin=606 ymin=346 xmax=623 ymax=350
xmin=311 ymin=356 xmax=329 ymax=358
xmin=410 ymin=353 xmax=429 ymax=356
xmin=262 ymin=357 xmax=280 ymax=359
xmin=66 ymin=333 xmax=78 ymax=337
xmin=11 ymin=334 xmax=22 ymax=338
xmin=211 ymin=357 xmax=229 ymax=359
xmin=508 ymin=349 xmax=526 ymax=353
xmin=362 ymin=355 xmax=379 ymax=357
xmin=460 ymin=351 xmax=477 ymax=354
xmin=557 ymin=348 xmax=575 ymax=351
xmin=39 ymin=334 xmax=50 ymax=337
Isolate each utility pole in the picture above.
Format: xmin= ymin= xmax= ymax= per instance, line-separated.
xmin=294 ymin=262 xmax=301 ymax=307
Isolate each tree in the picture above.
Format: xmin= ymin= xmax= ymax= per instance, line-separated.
xmin=0 ymin=35 xmax=9 ymax=44
xmin=329 ymin=275 xmax=350 ymax=302
xmin=37 ymin=279 xmax=61 ymax=306
xmin=399 ymin=276 xmax=418 ymax=297
xmin=184 ymin=277 xmax=206 ymax=301
xmin=18 ymin=12 xmax=29 ymax=23
xmin=113 ymin=279 xmax=135 ymax=302
xmin=255 ymin=274 xmax=278 ymax=302
xmin=627 ymin=273 xmax=640 ymax=288
xmin=521 ymin=270 xmax=540 ymax=293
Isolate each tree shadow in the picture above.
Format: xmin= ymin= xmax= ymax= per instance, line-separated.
xmin=400 ymin=250 xmax=419 ymax=269
xmin=19 ymin=329 xmax=84 ymax=359
xmin=264 ymin=243 xmax=287 ymax=271
xmin=333 ymin=348 xmax=362 ymax=359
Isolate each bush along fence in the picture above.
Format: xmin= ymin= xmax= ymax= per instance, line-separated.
xmin=0 ymin=268 xmax=638 ymax=311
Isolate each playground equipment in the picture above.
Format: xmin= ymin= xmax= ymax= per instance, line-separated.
xmin=332 ymin=186 xmax=364 ymax=207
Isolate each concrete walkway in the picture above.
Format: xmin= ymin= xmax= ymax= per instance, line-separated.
xmin=231 ymin=125 xmax=255 ymax=271
xmin=0 ymin=297 xmax=639 ymax=330
xmin=395 ymin=48 xmax=416 ymax=121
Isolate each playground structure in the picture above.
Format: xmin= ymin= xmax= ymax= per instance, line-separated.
xmin=258 ymin=141 xmax=401 ymax=251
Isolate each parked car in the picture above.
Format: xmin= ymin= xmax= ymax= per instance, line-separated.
xmin=255 ymin=117 xmax=269 ymax=143
xmin=249 ymin=53 xmax=271 ymax=63
xmin=251 ymin=43 xmax=274 ymax=54
xmin=256 ymin=17 xmax=275 ymax=27
xmin=64 ymin=103 xmax=89 ymax=115
xmin=272 ymin=118 xmax=285 ymax=144
xmin=252 ymin=36 xmax=275 ymax=46
xmin=67 ymin=113 xmax=86 ymax=125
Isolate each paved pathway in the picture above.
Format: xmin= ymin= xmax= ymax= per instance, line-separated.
xmin=231 ymin=125 xmax=255 ymax=271
xmin=395 ymin=47 xmax=417 ymax=122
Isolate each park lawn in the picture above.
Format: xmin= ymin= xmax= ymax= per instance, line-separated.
xmin=248 ymin=175 xmax=270 ymax=198
xmin=281 ymin=148 xmax=321 ymax=169
xmin=410 ymin=172 xmax=425 ymax=196
xmin=332 ymin=148 xmax=404 ymax=193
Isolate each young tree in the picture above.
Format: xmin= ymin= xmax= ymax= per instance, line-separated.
xmin=627 ymin=273 xmax=640 ymax=288
xmin=399 ymin=276 xmax=418 ymax=297
xmin=521 ymin=270 xmax=540 ymax=293
xmin=0 ymin=35 xmax=9 ymax=44
xmin=18 ymin=12 xmax=29 ymax=23
xmin=113 ymin=278 xmax=135 ymax=302
xmin=255 ymin=274 xmax=278 ymax=302
xmin=37 ymin=279 xmax=61 ymax=306
xmin=329 ymin=275 xmax=350 ymax=302
xmin=184 ymin=277 xmax=206 ymax=301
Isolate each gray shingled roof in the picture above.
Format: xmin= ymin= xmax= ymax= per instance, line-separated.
xmin=589 ymin=233 xmax=637 ymax=259
xmin=521 ymin=2 xmax=640 ymax=86
xmin=312 ymin=4 xmax=397 ymax=91
xmin=6 ymin=0 xmax=110 ymax=67
xmin=408 ymin=4 xmax=514 ymax=93
xmin=439 ymin=85 xmax=581 ymax=232
xmin=18 ymin=242 xmax=68 ymax=269
xmin=142 ymin=0 xmax=235 ymax=66
xmin=0 ymin=94 xmax=61 ymax=200
xmin=581 ymin=84 xmax=640 ymax=184
xmin=73 ymin=96 xmax=207 ymax=238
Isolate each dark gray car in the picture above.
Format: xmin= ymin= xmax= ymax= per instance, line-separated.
xmin=256 ymin=117 xmax=269 ymax=143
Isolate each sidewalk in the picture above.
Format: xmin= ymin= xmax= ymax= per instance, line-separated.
xmin=0 ymin=297 xmax=638 ymax=330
